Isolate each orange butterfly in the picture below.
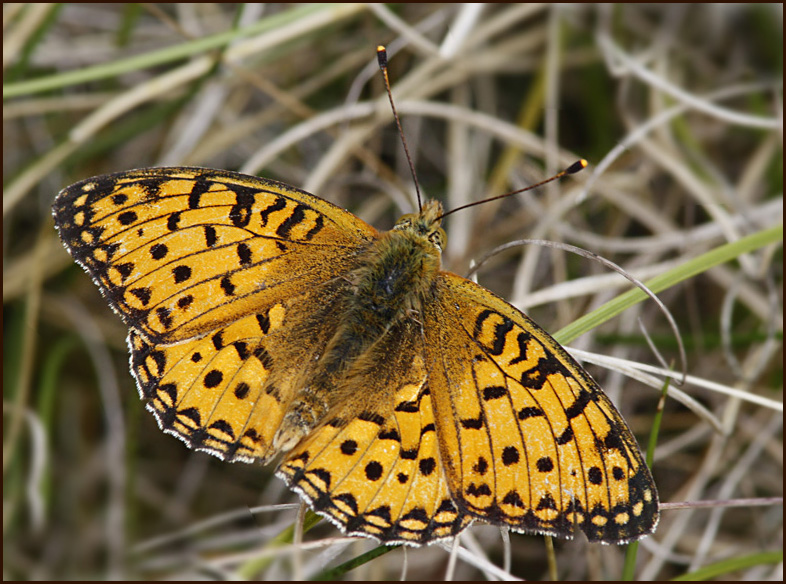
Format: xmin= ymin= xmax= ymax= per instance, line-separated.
xmin=53 ymin=164 xmax=658 ymax=545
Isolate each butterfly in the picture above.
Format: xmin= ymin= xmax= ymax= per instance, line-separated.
xmin=52 ymin=164 xmax=658 ymax=546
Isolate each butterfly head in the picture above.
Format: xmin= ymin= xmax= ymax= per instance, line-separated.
xmin=393 ymin=199 xmax=446 ymax=252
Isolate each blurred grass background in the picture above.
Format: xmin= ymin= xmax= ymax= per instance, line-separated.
xmin=3 ymin=4 xmax=783 ymax=580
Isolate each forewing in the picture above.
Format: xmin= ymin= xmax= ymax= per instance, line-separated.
xmin=423 ymin=272 xmax=658 ymax=543
xmin=53 ymin=167 xmax=377 ymax=344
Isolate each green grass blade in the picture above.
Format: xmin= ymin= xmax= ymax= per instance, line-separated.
xmin=554 ymin=224 xmax=783 ymax=345
xmin=313 ymin=544 xmax=398 ymax=580
xmin=3 ymin=4 xmax=361 ymax=98
xmin=235 ymin=509 xmax=323 ymax=579
xmin=671 ymin=550 xmax=783 ymax=580
xmin=622 ymin=376 xmax=671 ymax=580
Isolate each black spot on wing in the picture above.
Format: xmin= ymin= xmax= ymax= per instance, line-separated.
xmin=236 ymin=242 xmax=252 ymax=265
xmin=167 ymin=211 xmax=182 ymax=231
xmin=276 ymin=204 xmax=306 ymax=239
xmin=258 ymin=197 xmax=286 ymax=227
xmin=460 ymin=415 xmax=484 ymax=430
xmin=536 ymin=456 xmax=554 ymax=472
xmin=379 ymin=428 xmax=401 ymax=441
xmin=537 ymin=493 xmax=557 ymax=511
xmin=129 ymin=287 xmax=152 ymax=306
xmin=501 ymin=446 xmax=520 ymax=466
xmin=228 ymin=185 xmax=257 ymax=228
xmin=418 ymin=457 xmax=436 ymax=476
xmin=156 ymin=306 xmax=173 ymax=329
xmin=358 ymin=411 xmax=385 ymax=425
xmin=117 ymin=210 xmax=137 ymax=226
xmin=340 ymin=440 xmax=358 ymax=455
xmin=114 ymin=262 xmax=134 ymax=281
xmin=177 ymin=295 xmax=193 ymax=309
xmin=203 ymin=370 xmax=223 ymax=388
xmin=466 ymin=482 xmax=492 ymax=497
xmin=233 ymin=382 xmax=250 ymax=399
xmin=150 ymin=243 xmax=168 ymax=260
xmin=208 ymin=419 xmax=235 ymax=439
xmin=518 ymin=406 xmax=544 ymax=420
xmin=473 ymin=457 xmax=488 ymax=475
xmin=588 ymin=466 xmax=603 ymax=485
xmin=566 ymin=390 xmax=593 ymax=419
xmin=172 ymin=265 xmax=192 ymax=284
xmin=508 ymin=331 xmax=533 ymax=365
xmin=204 ymin=225 xmax=218 ymax=247
xmin=220 ymin=276 xmax=235 ymax=296
xmin=364 ymin=461 xmax=383 ymax=481
xmin=474 ymin=310 xmax=514 ymax=356
xmin=482 ymin=385 xmax=507 ymax=400
xmin=502 ymin=491 xmax=525 ymax=508
xmin=188 ymin=177 xmax=212 ymax=209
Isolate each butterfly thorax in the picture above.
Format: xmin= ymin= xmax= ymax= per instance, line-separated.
xmin=273 ymin=200 xmax=445 ymax=452
xmin=353 ymin=199 xmax=445 ymax=323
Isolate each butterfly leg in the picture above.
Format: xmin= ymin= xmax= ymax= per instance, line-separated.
xmin=273 ymin=387 xmax=329 ymax=452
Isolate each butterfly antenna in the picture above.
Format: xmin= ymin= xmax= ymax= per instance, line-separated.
xmin=377 ymin=45 xmax=423 ymax=211
xmin=438 ymin=159 xmax=588 ymax=221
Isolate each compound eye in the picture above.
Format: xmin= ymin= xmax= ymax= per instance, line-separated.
xmin=394 ymin=213 xmax=416 ymax=230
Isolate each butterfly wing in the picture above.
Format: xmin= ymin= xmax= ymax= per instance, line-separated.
xmin=53 ymin=167 xmax=378 ymax=462
xmin=53 ymin=167 xmax=377 ymax=343
xmin=422 ymin=272 xmax=659 ymax=543
xmin=277 ymin=320 xmax=471 ymax=545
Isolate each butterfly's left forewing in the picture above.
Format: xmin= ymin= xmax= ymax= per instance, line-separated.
xmin=53 ymin=167 xmax=377 ymax=344
xmin=423 ymin=272 xmax=659 ymax=543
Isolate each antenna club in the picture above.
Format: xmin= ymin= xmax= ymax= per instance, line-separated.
xmin=566 ymin=159 xmax=588 ymax=175
xmin=377 ymin=46 xmax=388 ymax=68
